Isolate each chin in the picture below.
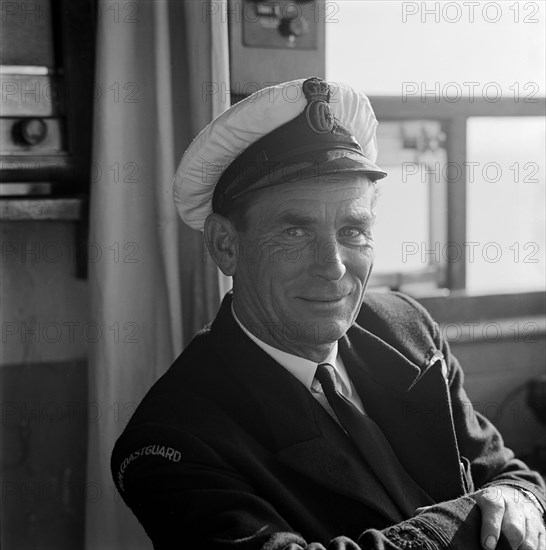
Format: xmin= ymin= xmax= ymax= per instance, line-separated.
xmin=296 ymin=318 xmax=349 ymax=345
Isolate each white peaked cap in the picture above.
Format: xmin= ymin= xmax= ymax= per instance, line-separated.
xmin=173 ymin=77 xmax=386 ymax=231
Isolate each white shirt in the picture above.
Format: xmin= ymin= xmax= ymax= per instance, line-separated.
xmin=231 ymin=306 xmax=365 ymax=420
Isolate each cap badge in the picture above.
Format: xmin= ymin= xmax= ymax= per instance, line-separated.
xmin=302 ymin=77 xmax=335 ymax=134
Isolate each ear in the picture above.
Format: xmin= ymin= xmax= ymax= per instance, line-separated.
xmin=204 ymin=213 xmax=239 ymax=276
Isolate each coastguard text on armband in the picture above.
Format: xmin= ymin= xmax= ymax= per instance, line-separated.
xmin=117 ymin=444 xmax=182 ymax=491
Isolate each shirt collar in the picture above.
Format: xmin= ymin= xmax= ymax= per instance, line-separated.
xmin=231 ymin=304 xmax=342 ymax=391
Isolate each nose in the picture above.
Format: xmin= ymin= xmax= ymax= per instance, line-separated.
xmin=308 ymin=238 xmax=347 ymax=281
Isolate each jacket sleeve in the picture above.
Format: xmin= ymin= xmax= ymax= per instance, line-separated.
xmin=112 ymin=424 xmax=486 ymax=550
xmin=430 ymin=315 xmax=546 ymax=514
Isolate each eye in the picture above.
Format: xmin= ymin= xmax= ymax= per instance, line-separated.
xmin=339 ymin=227 xmax=362 ymax=238
xmin=283 ymin=227 xmax=306 ymax=238
xmin=339 ymin=226 xmax=373 ymax=244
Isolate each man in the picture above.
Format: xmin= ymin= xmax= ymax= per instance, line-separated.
xmin=111 ymin=77 xmax=546 ymax=549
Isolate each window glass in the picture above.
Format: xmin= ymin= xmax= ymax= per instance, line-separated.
xmin=466 ymin=117 xmax=546 ymax=292
xmin=368 ymin=120 xmax=447 ymax=283
xmin=372 ymin=164 xmax=429 ymax=274
xmin=326 ymin=1 xmax=545 ymax=98
xmin=373 ymin=121 xmax=438 ymax=275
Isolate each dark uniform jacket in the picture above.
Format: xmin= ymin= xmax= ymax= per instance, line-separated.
xmin=111 ymin=291 xmax=546 ymax=549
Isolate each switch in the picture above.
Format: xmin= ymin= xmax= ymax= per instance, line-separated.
xmin=15 ymin=118 xmax=48 ymax=146
xmin=242 ymin=0 xmax=317 ymax=50
xmin=278 ymin=4 xmax=308 ymax=39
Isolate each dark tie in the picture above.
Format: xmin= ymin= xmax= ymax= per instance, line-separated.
xmin=315 ymin=363 xmax=434 ymax=518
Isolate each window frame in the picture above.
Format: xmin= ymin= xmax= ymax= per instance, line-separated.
xmin=369 ymin=95 xmax=546 ymax=293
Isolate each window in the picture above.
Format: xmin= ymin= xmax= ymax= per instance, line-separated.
xmin=326 ymin=0 xmax=545 ymax=294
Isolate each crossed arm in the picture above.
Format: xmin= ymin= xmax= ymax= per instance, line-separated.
xmin=112 ymin=419 xmax=545 ymax=550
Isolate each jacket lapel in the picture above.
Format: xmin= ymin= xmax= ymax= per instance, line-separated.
xmin=340 ymin=324 xmax=466 ymax=502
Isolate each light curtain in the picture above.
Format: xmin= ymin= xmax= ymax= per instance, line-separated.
xmin=86 ymin=1 xmax=230 ymax=548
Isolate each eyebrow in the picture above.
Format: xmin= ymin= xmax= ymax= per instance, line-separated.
xmin=272 ymin=212 xmax=316 ymax=227
xmin=271 ymin=209 xmax=375 ymax=228
xmin=343 ymin=211 xmax=376 ymax=226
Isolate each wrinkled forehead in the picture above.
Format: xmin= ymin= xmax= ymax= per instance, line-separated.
xmin=246 ymin=176 xmax=376 ymax=224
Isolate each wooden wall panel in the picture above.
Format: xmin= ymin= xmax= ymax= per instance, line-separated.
xmin=450 ymin=336 xmax=546 ymax=455
xmin=1 ymin=360 xmax=88 ymax=550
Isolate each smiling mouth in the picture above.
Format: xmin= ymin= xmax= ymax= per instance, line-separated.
xmin=299 ymin=296 xmax=346 ymax=303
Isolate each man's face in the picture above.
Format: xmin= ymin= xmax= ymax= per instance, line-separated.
xmin=231 ymin=175 xmax=376 ymax=355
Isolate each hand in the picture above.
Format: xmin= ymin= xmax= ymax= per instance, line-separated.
xmin=472 ymin=485 xmax=545 ymax=549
